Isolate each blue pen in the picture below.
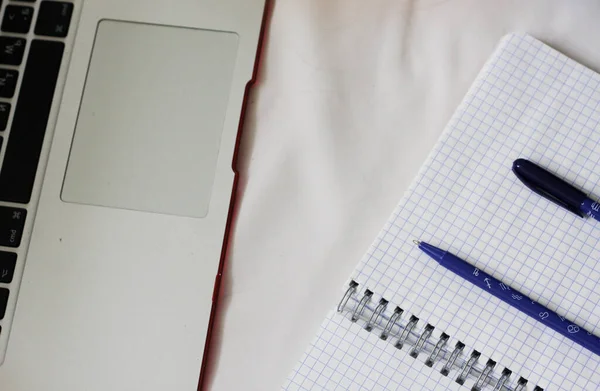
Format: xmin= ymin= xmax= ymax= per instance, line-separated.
xmin=414 ymin=240 xmax=600 ymax=356
xmin=513 ymin=158 xmax=600 ymax=221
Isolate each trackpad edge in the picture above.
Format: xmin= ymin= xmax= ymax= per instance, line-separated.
xmin=61 ymin=20 xmax=239 ymax=217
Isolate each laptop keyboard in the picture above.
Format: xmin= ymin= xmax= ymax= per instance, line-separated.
xmin=0 ymin=0 xmax=73 ymax=338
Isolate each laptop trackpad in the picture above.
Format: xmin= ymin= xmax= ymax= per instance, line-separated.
xmin=62 ymin=20 xmax=238 ymax=217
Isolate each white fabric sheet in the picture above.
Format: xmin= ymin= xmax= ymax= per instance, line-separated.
xmin=207 ymin=1 xmax=600 ymax=390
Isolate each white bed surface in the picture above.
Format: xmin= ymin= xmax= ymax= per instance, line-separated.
xmin=208 ymin=1 xmax=600 ymax=389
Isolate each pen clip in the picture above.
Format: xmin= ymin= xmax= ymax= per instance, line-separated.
xmin=512 ymin=159 xmax=587 ymax=217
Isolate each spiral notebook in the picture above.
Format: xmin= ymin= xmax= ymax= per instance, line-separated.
xmin=282 ymin=33 xmax=600 ymax=391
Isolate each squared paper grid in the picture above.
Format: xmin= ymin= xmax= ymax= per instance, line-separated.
xmin=282 ymin=312 xmax=465 ymax=391
xmin=283 ymin=34 xmax=600 ymax=390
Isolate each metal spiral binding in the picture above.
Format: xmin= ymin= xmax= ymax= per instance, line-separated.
xmin=440 ymin=341 xmax=464 ymax=376
xmin=410 ymin=324 xmax=433 ymax=358
xmin=456 ymin=350 xmax=480 ymax=385
xmin=493 ymin=369 xmax=512 ymax=391
xmin=425 ymin=332 xmax=448 ymax=367
xmin=337 ymin=281 xmax=545 ymax=391
xmin=472 ymin=359 xmax=496 ymax=391
xmin=380 ymin=307 xmax=402 ymax=340
xmin=395 ymin=315 xmax=419 ymax=349
xmin=365 ymin=298 xmax=388 ymax=331
xmin=337 ymin=280 xmax=358 ymax=312
xmin=351 ymin=289 xmax=372 ymax=321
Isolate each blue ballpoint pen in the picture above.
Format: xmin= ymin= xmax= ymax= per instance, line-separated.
xmin=513 ymin=158 xmax=600 ymax=221
xmin=414 ymin=240 xmax=600 ymax=356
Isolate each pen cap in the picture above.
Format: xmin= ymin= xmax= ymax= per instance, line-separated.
xmin=512 ymin=158 xmax=587 ymax=217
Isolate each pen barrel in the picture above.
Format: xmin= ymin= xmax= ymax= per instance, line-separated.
xmin=440 ymin=252 xmax=600 ymax=356
xmin=580 ymin=198 xmax=600 ymax=222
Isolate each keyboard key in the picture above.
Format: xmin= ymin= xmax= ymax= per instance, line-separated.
xmin=35 ymin=1 xmax=73 ymax=37
xmin=0 ymin=37 xmax=25 ymax=65
xmin=0 ymin=102 xmax=10 ymax=130
xmin=0 ymin=69 xmax=18 ymax=98
xmin=0 ymin=288 xmax=8 ymax=319
xmin=0 ymin=40 xmax=64 ymax=203
xmin=0 ymin=206 xmax=26 ymax=247
xmin=2 ymin=5 xmax=34 ymax=34
xmin=0 ymin=251 xmax=16 ymax=283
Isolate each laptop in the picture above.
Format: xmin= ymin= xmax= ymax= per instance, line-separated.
xmin=0 ymin=0 xmax=267 ymax=390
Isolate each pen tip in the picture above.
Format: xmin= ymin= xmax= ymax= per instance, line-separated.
xmin=412 ymin=239 xmax=421 ymax=246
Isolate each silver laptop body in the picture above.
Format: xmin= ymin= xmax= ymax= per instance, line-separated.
xmin=0 ymin=1 xmax=266 ymax=389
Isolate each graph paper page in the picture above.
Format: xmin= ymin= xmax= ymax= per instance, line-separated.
xmin=284 ymin=34 xmax=600 ymax=390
